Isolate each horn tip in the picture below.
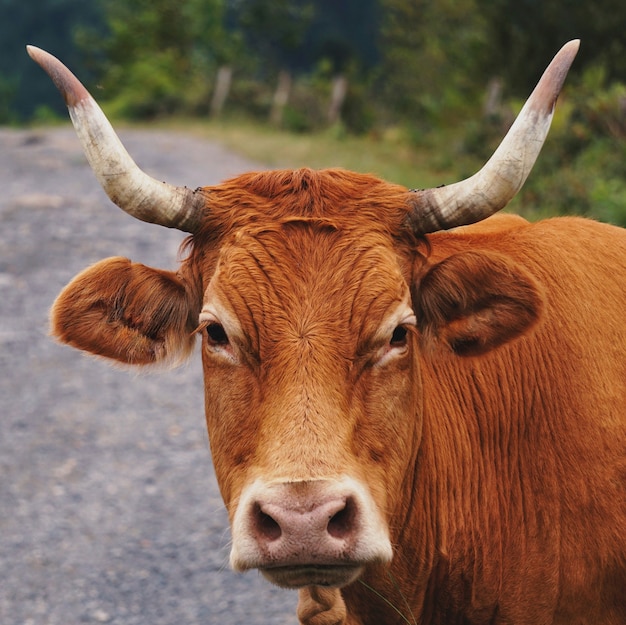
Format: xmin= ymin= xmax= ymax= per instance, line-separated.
xmin=527 ymin=38 xmax=580 ymax=117
xmin=26 ymin=45 xmax=90 ymax=108
xmin=26 ymin=45 xmax=50 ymax=69
xmin=558 ymin=39 xmax=581 ymax=64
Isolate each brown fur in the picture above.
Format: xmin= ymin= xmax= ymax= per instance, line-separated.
xmin=51 ymin=169 xmax=626 ymax=624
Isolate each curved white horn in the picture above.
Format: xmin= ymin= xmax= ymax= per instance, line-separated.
xmin=27 ymin=45 xmax=206 ymax=233
xmin=406 ymin=39 xmax=580 ymax=234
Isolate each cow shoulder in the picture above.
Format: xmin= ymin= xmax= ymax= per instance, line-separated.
xmin=51 ymin=257 xmax=197 ymax=365
xmin=451 ymin=212 xmax=529 ymax=235
xmin=414 ymin=246 xmax=543 ymax=357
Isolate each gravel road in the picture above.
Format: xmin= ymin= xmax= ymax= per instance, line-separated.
xmin=0 ymin=127 xmax=297 ymax=625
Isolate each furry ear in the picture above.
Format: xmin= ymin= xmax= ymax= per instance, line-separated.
xmin=51 ymin=257 xmax=197 ymax=365
xmin=414 ymin=251 xmax=543 ymax=357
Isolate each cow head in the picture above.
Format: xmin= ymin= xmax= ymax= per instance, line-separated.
xmin=29 ymin=42 xmax=578 ymax=590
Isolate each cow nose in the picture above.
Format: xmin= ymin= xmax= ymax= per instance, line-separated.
xmin=251 ymin=494 xmax=357 ymax=546
xmin=230 ymin=477 xmax=393 ymax=587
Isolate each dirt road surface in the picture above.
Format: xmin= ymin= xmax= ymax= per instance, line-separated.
xmin=0 ymin=127 xmax=297 ymax=625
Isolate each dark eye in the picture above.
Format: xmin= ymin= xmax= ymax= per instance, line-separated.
xmin=206 ymin=322 xmax=229 ymax=346
xmin=390 ymin=325 xmax=408 ymax=347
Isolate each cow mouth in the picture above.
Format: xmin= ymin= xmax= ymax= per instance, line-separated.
xmin=260 ymin=564 xmax=364 ymax=589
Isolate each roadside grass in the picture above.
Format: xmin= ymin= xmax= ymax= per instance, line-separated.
xmin=152 ymin=116 xmax=483 ymax=191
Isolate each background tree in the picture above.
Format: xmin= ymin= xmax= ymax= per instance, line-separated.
xmin=95 ymin=0 xmax=229 ymax=117
xmin=302 ymin=0 xmax=381 ymax=128
xmin=377 ymin=0 xmax=488 ymax=127
xmin=227 ymin=0 xmax=316 ymax=124
xmin=226 ymin=0 xmax=381 ymax=128
xmin=3 ymin=0 xmax=626 ymax=137
xmin=481 ymin=0 xmax=626 ymax=95
xmin=0 ymin=0 xmax=104 ymax=122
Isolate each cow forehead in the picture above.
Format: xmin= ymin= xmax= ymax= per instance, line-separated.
xmin=202 ymin=168 xmax=411 ymax=229
xmin=206 ymin=220 xmax=410 ymax=346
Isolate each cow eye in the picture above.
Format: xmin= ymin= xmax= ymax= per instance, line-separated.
xmin=390 ymin=325 xmax=408 ymax=347
xmin=205 ymin=322 xmax=229 ymax=346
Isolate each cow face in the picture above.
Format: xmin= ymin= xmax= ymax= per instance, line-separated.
xmin=196 ymin=213 xmax=421 ymax=587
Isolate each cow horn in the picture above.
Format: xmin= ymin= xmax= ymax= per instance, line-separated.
xmin=405 ymin=39 xmax=580 ymax=234
xmin=26 ymin=45 xmax=205 ymax=233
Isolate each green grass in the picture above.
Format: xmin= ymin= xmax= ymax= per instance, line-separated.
xmin=154 ymin=116 xmax=482 ymax=191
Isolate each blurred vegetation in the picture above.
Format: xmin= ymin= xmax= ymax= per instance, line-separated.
xmin=1 ymin=0 xmax=625 ymax=224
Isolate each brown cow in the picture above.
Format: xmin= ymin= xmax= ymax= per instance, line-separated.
xmin=28 ymin=41 xmax=626 ymax=625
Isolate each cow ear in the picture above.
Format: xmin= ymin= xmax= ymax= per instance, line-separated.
xmin=414 ymin=251 xmax=543 ymax=357
xmin=51 ymin=257 xmax=197 ymax=366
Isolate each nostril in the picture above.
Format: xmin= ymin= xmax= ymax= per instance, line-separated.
xmin=327 ymin=497 xmax=357 ymax=539
xmin=249 ymin=493 xmax=360 ymax=547
xmin=253 ymin=503 xmax=282 ymax=542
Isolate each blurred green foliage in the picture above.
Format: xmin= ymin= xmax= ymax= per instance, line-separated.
xmin=82 ymin=0 xmax=231 ymax=117
xmin=0 ymin=0 xmax=105 ymax=122
xmin=2 ymin=0 xmax=625 ymax=223
xmin=518 ymin=71 xmax=626 ymax=225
